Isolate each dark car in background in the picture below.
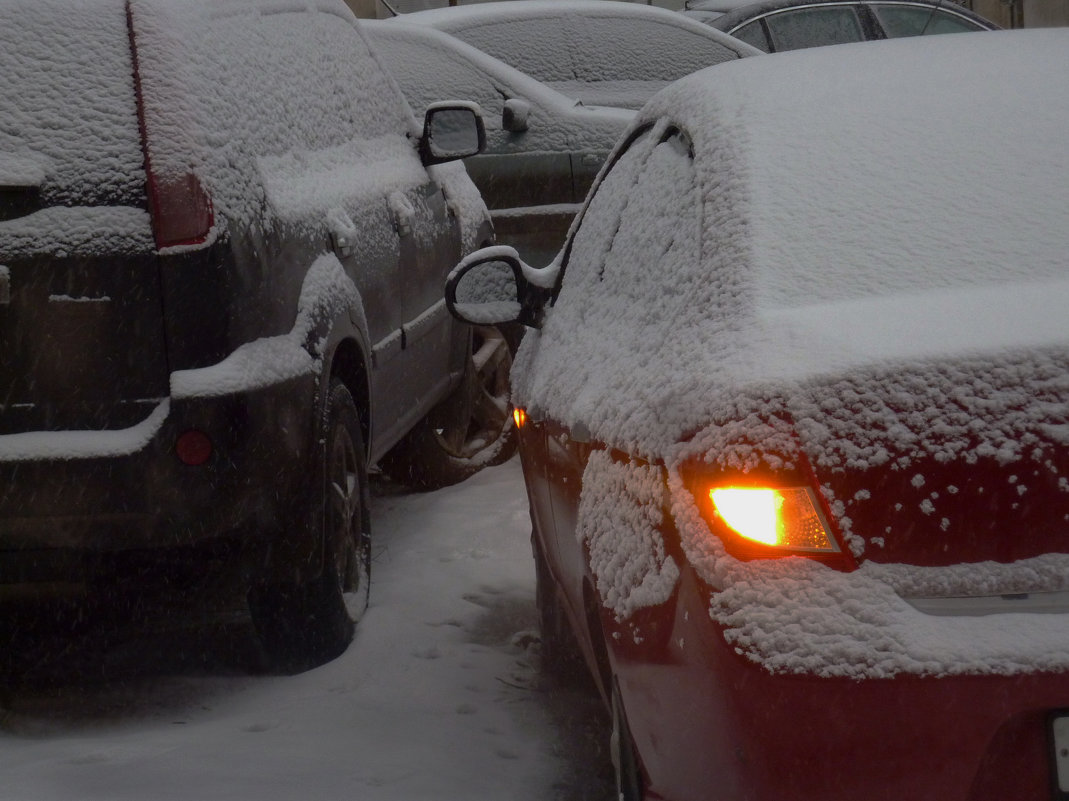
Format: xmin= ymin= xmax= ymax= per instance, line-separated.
xmin=0 ymin=0 xmax=501 ymax=672
xmin=683 ymin=0 xmax=997 ymax=51
xmin=446 ymin=28 xmax=1069 ymax=801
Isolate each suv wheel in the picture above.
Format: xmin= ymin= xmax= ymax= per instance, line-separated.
xmin=380 ymin=324 xmax=516 ymax=491
xmin=249 ymin=379 xmax=371 ymax=673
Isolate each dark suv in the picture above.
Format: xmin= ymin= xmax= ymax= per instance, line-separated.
xmin=0 ymin=0 xmax=500 ymax=670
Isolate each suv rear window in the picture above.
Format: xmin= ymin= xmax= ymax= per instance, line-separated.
xmin=0 ymin=0 xmax=146 ymax=207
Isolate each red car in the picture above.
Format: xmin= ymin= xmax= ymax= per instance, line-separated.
xmin=446 ymin=29 xmax=1069 ymax=801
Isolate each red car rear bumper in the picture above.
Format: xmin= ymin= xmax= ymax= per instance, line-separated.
xmin=613 ymin=566 xmax=1069 ymax=801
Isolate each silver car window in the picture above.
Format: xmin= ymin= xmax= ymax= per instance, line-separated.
xmin=764 ymin=6 xmax=865 ymax=51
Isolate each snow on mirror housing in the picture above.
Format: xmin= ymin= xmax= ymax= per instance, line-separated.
xmin=445 ymin=246 xmax=553 ymax=329
xmin=420 ymin=101 xmax=486 ymax=165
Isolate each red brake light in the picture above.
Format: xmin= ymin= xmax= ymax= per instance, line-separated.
xmin=146 ymin=171 xmax=214 ymax=249
xmin=176 ymin=429 xmax=212 ymax=466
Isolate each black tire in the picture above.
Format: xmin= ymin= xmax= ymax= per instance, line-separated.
xmin=249 ymin=379 xmax=371 ymax=674
xmin=379 ymin=324 xmax=516 ymax=491
xmin=533 ymin=536 xmax=588 ymax=684
xmin=612 ymin=680 xmax=645 ymax=801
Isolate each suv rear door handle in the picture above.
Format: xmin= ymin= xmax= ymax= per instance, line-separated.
xmin=389 ymin=191 xmax=415 ymax=237
xmin=327 ymin=207 xmax=358 ymax=257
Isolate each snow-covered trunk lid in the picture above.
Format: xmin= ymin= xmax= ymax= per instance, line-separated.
xmin=792 ymin=349 xmax=1069 ymax=567
xmin=0 ymin=0 xmax=167 ymax=434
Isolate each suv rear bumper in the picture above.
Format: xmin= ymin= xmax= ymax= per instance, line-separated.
xmin=0 ymin=371 xmax=318 ymax=587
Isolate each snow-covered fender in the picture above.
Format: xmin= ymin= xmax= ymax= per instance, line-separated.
xmin=257 ymin=253 xmax=373 ymax=586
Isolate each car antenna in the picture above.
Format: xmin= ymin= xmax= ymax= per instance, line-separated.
xmin=917 ymin=0 xmax=946 ymax=36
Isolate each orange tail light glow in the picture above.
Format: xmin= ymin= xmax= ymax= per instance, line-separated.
xmin=710 ymin=487 xmax=840 ymax=553
xmin=512 ymin=407 xmax=528 ymax=429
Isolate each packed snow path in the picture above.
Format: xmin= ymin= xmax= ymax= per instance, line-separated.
xmin=0 ymin=460 xmax=613 ymax=801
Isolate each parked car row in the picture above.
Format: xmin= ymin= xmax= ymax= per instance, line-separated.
xmin=8 ymin=3 xmax=1064 ymax=801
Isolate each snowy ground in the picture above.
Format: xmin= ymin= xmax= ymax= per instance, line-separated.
xmin=0 ymin=459 xmax=614 ymax=801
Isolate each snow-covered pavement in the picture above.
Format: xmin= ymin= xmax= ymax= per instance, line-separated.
xmin=0 ymin=459 xmax=613 ymax=801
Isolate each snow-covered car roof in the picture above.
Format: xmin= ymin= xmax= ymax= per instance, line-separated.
xmin=514 ymin=28 xmax=1069 ymax=459
xmin=392 ymin=0 xmax=759 ymax=110
xmin=399 ymin=0 xmax=738 ymax=26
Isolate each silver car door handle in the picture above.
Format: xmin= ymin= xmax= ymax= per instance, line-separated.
xmin=389 ymin=191 xmax=415 ymax=237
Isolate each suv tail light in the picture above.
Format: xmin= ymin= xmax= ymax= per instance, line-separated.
xmin=146 ymin=171 xmax=214 ymax=249
xmin=127 ymin=1 xmax=214 ymax=250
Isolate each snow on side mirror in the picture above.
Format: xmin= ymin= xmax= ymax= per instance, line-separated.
xmin=420 ymin=101 xmax=486 ymax=165
xmin=502 ymin=98 xmax=531 ymax=133
xmin=445 ymin=246 xmax=552 ymax=329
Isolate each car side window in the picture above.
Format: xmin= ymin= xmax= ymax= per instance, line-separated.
xmin=872 ymin=5 xmax=985 ymax=36
xmin=458 ymin=19 xmax=574 ymax=83
xmin=764 ymin=7 xmax=866 ymax=51
xmin=561 ymin=124 xmax=700 ymax=306
xmin=595 ymin=129 xmax=699 ymax=295
xmin=367 ymin=32 xmax=504 ymax=123
xmin=571 ymin=18 xmax=743 ymax=82
xmin=731 ymin=20 xmax=773 ymax=52
xmin=561 ymin=127 xmax=659 ymax=293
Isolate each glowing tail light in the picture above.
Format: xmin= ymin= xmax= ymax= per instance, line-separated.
xmin=710 ymin=487 xmax=840 ymax=554
xmin=513 ymin=407 xmax=527 ymax=429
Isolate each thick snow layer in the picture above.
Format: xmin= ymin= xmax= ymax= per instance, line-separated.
xmin=0 ymin=207 xmax=154 ymax=259
xmin=515 ymin=30 xmax=1069 ymax=458
xmin=578 ymin=451 xmax=679 ymax=620
xmin=0 ymin=0 xmax=145 ymax=206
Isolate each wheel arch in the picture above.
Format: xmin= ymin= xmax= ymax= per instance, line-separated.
xmin=325 ymin=336 xmax=371 ymax=462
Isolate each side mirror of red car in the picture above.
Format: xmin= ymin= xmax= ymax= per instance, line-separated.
xmin=445 ymin=246 xmax=554 ymax=329
xmin=420 ymin=102 xmax=486 ymax=165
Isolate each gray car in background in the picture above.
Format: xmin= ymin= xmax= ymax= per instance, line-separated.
xmin=367 ymin=21 xmax=634 ymax=264
xmin=375 ymin=2 xmax=756 ymax=262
